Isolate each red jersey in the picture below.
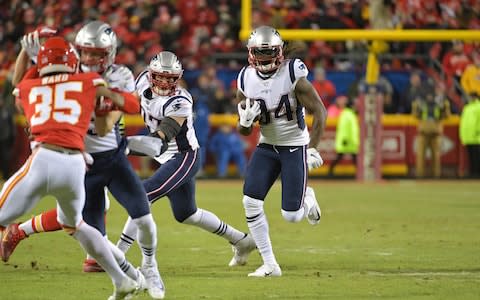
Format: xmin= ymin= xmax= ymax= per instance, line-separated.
xmin=14 ymin=72 xmax=106 ymax=150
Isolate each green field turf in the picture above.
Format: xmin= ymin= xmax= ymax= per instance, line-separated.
xmin=0 ymin=179 xmax=479 ymax=300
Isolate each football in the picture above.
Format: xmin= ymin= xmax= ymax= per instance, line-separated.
xmin=95 ymin=97 xmax=118 ymax=117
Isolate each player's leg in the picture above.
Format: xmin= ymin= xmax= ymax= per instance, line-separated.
xmin=150 ymin=149 xmax=248 ymax=244
xmin=108 ymin=155 xmax=164 ymax=299
xmin=416 ymin=134 xmax=426 ymax=177
xmin=164 ymin=151 xmax=248 ymax=244
xmin=109 ymin=154 xmax=156 ymax=264
xmin=81 ymin=170 xmax=110 ymax=272
xmin=166 ymin=178 xmax=256 ymax=267
xmin=51 ymin=152 xmax=137 ymax=299
xmin=279 ymin=145 xmax=320 ymax=225
xmin=18 ymin=208 xmax=61 ymax=236
xmin=1 ymin=208 xmax=61 ymax=263
xmin=431 ymin=134 xmax=441 ymax=178
xmin=106 ymin=239 xmax=148 ymax=293
xmin=242 ymin=144 xmax=282 ymax=276
xmin=123 ymin=149 xmax=253 ymax=266
xmin=0 ymin=150 xmax=47 ymax=262
xmin=328 ymin=153 xmax=344 ymax=176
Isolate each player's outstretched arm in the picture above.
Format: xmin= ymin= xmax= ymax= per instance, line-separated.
xmin=295 ymin=77 xmax=327 ymax=149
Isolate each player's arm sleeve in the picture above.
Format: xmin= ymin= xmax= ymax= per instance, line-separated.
xmin=93 ymin=74 xmax=139 ymax=114
xmin=123 ymin=69 xmax=136 ymax=93
xmin=236 ymin=66 xmax=247 ymax=95
xmin=288 ymin=59 xmax=309 ymax=90
xmin=163 ymin=96 xmax=192 ymax=118
xmin=134 ymin=69 xmax=149 ymax=92
xmin=116 ymin=90 xmax=140 ymax=114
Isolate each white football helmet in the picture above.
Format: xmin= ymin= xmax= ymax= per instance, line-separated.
xmin=247 ymin=26 xmax=284 ymax=73
xmin=75 ymin=21 xmax=117 ymax=73
xmin=148 ymin=51 xmax=183 ymax=96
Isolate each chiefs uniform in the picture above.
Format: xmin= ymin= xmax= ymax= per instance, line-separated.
xmin=0 ymin=71 xmax=104 ymax=228
xmin=16 ymin=72 xmax=105 ymax=150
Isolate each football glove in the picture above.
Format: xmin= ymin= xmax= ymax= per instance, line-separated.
xmin=149 ymin=132 xmax=169 ymax=156
xmin=20 ymin=27 xmax=57 ymax=63
xmin=307 ymin=148 xmax=324 ymax=170
xmin=104 ymin=66 xmax=135 ymax=92
xmin=238 ymin=98 xmax=261 ymax=128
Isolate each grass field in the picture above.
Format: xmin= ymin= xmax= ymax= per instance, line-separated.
xmin=0 ymin=179 xmax=479 ymax=300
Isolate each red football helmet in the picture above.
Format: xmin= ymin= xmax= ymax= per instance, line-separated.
xmin=37 ymin=37 xmax=79 ymax=76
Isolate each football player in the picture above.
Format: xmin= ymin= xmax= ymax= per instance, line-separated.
xmin=0 ymin=36 xmax=138 ymax=300
xmin=236 ymin=26 xmax=327 ymax=277
xmin=115 ymin=51 xmax=257 ymax=269
xmin=3 ymin=22 xmax=165 ymax=299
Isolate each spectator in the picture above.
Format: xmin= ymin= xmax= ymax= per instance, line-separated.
xmin=0 ymin=72 xmax=16 ymax=180
xmin=434 ymin=81 xmax=456 ymax=114
xmin=459 ymin=95 xmax=480 ymax=178
xmin=461 ymin=51 xmax=480 ymax=97
xmin=210 ymin=80 xmax=239 ymax=114
xmin=400 ymin=70 xmax=434 ymax=114
xmin=327 ymin=95 xmax=347 ymax=118
xmin=412 ymin=85 xmax=451 ymax=178
xmin=208 ymin=123 xmax=247 ymax=178
xmin=442 ymin=40 xmax=471 ymax=95
xmin=357 ymin=75 xmax=396 ymax=113
xmin=190 ymin=74 xmax=213 ymax=175
xmin=311 ymin=66 xmax=336 ymax=108
xmin=328 ymin=96 xmax=359 ymax=177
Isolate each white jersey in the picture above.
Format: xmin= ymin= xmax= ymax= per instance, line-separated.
xmin=237 ymin=59 xmax=310 ymax=146
xmin=84 ymin=64 xmax=134 ymax=153
xmin=136 ymin=70 xmax=199 ymax=163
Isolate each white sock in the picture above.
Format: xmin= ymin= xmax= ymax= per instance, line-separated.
xmin=107 ymin=240 xmax=139 ymax=280
xmin=117 ymin=217 xmax=137 ymax=253
xmin=19 ymin=220 xmax=35 ymax=236
xmin=72 ymin=222 xmax=127 ymax=285
xmin=243 ymin=195 xmax=277 ymax=266
xmin=183 ymin=208 xmax=245 ymax=244
xmin=303 ymin=186 xmax=317 ymax=218
xmin=85 ymin=235 xmax=108 ymax=260
xmin=133 ymin=214 xmax=158 ymax=266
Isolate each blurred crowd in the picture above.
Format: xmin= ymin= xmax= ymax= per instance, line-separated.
xmin=1 ymin=1 xmax=479 ymax=108
xmin=1 ymin=0 xmax=480 ymax=178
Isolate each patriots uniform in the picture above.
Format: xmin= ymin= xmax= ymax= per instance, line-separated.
xmin=81 ymin=64 xmax=149 ymax=235
xmin=238 ymin=59 xmax=312 ymax=212
xmin=136 ymin=70 xmax=199 ymax=164
xmin=237 ymin=58 xmax=310 ymax=147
